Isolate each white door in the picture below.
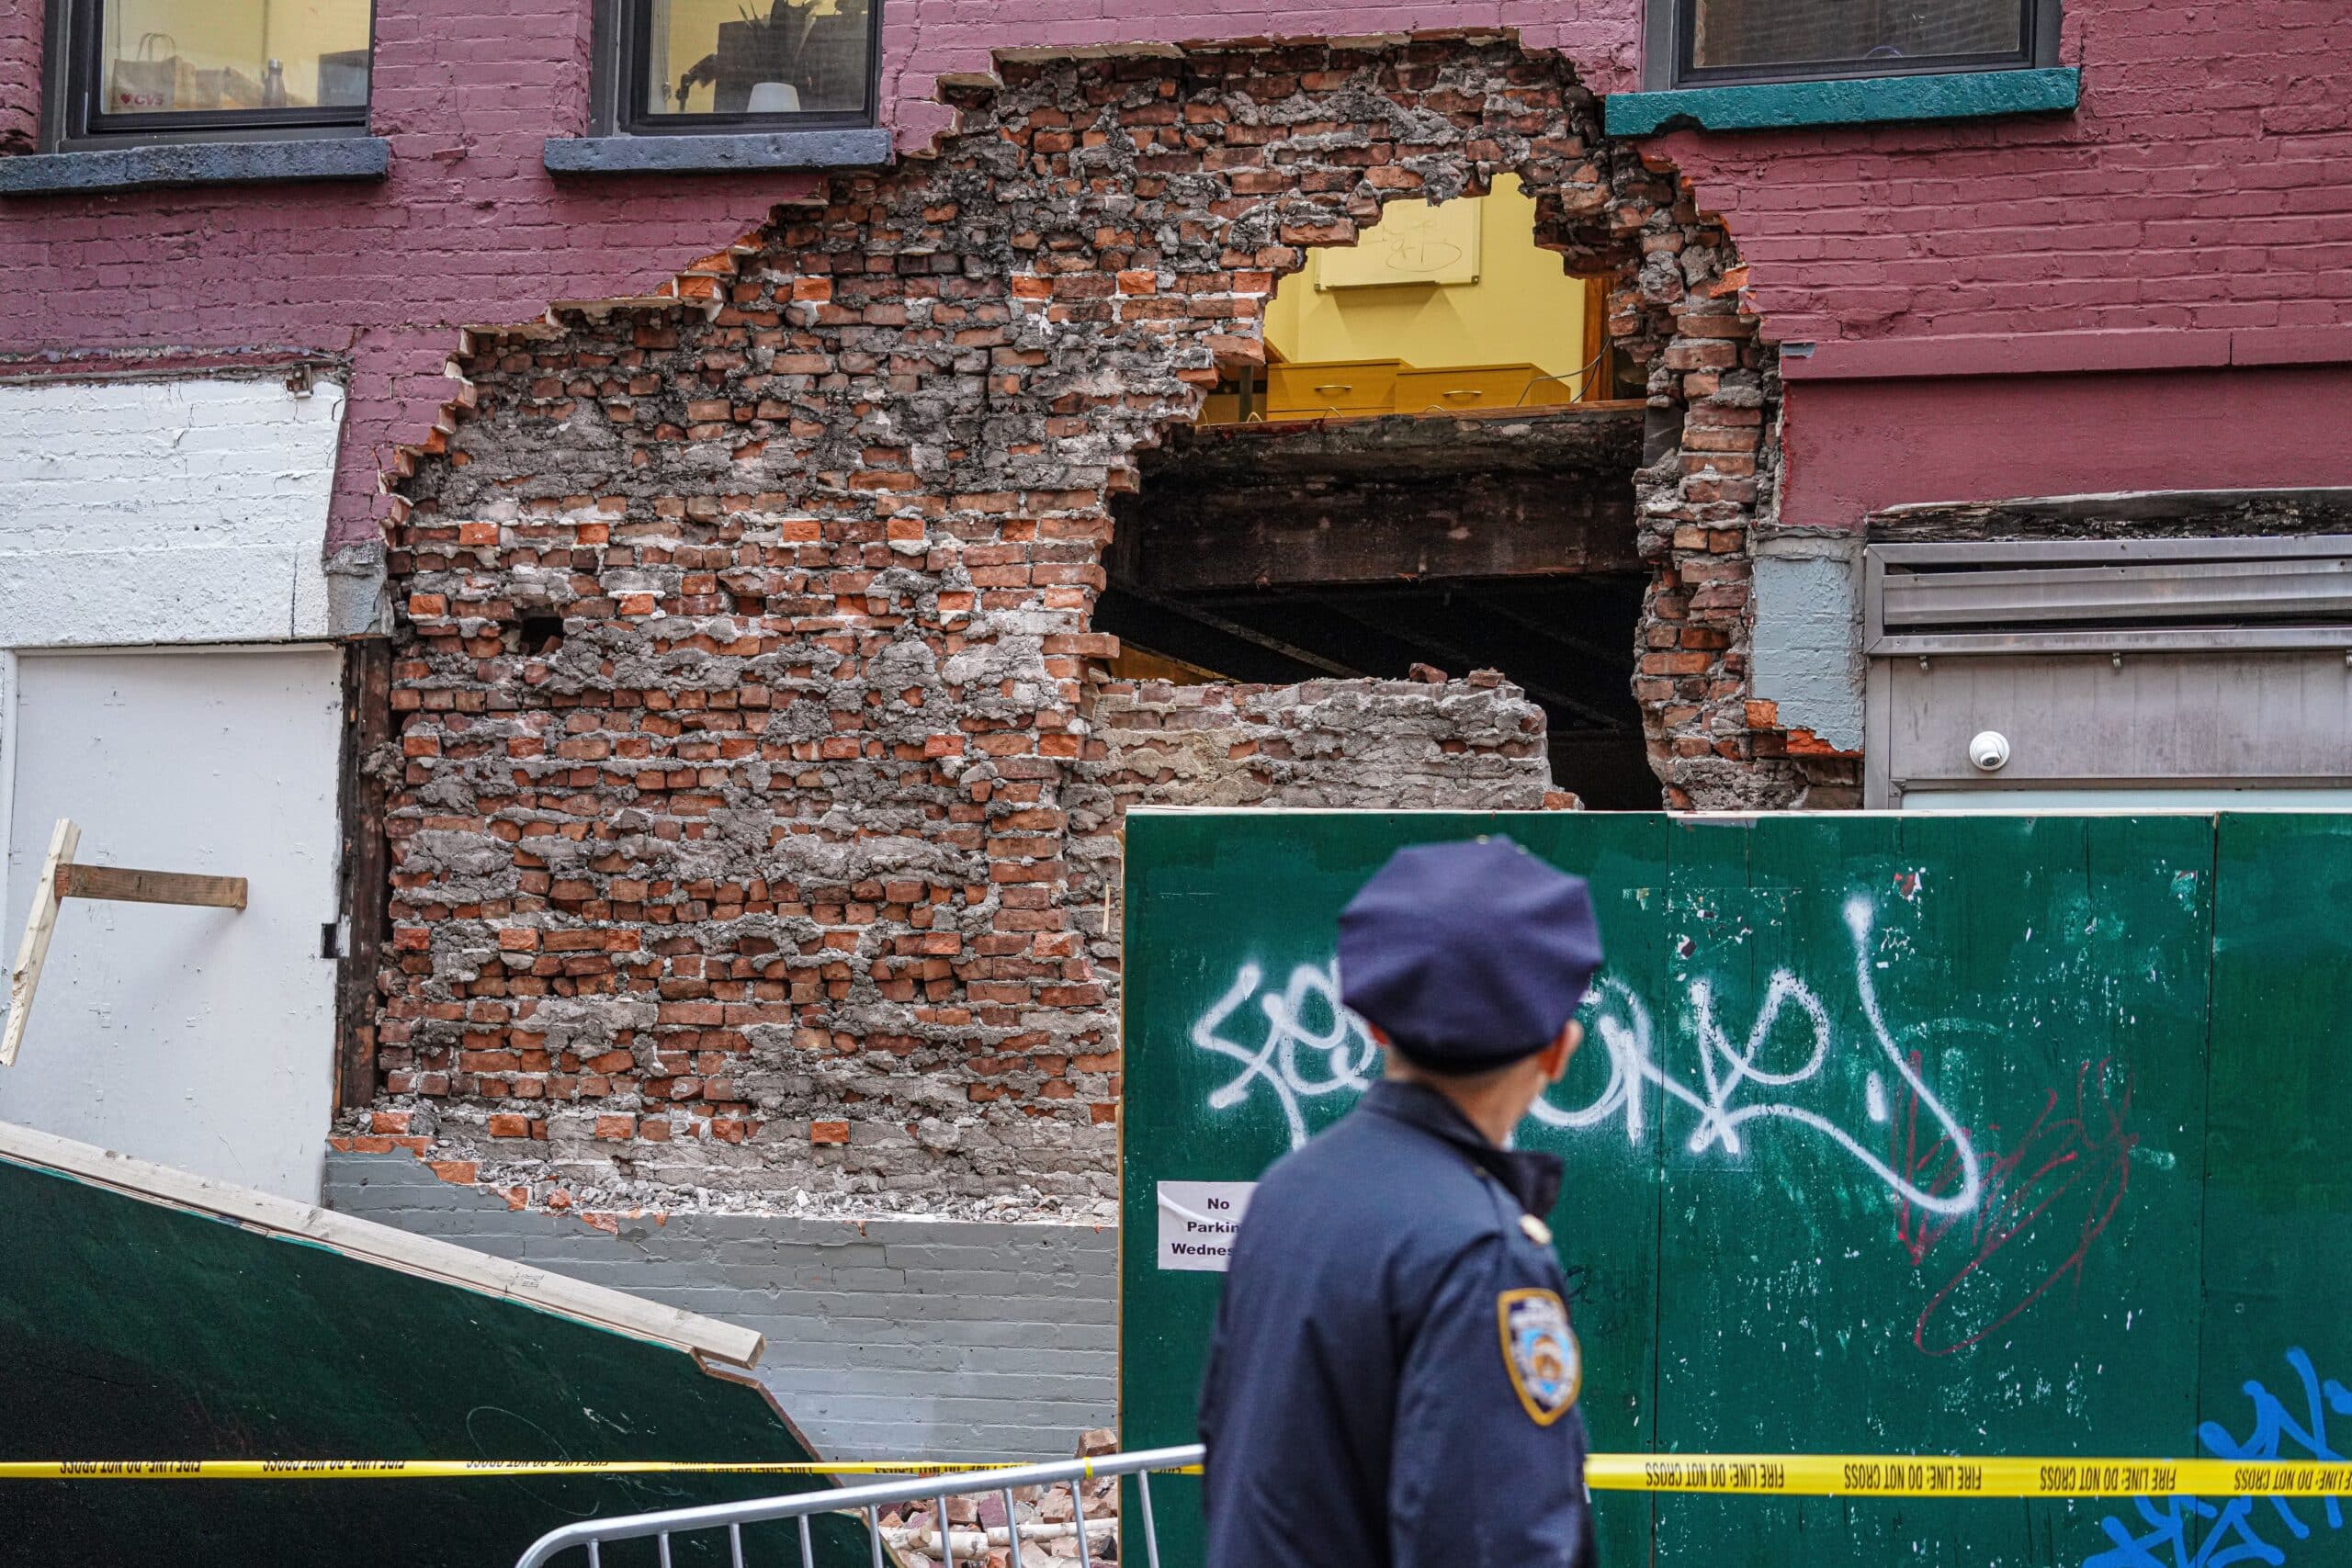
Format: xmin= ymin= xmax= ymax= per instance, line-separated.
xmin=0 ymin=647 xmax=344 ymax=1201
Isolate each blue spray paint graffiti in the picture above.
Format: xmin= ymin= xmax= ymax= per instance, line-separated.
xmin=2086 ymin=1348 xmax=2352 ymax=1568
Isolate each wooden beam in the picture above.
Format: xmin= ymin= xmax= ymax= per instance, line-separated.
xmin=1115 ymin=406 xmax=1644 ymax=594
xmin=1580 ymin=276 xmax=1614 ymax=402
xmin=53 ymin=863 xmax=247 ymax=909
xmin=335 ymin=639 xmax=394 ymax=1114
xmin=2 ymin=818 xmax=80 ymax=1068
xmin=1104 ymin=583 xmax=1367 ymax=679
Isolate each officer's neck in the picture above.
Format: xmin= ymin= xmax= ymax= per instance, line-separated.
xmin=1382 ymin=1057 xmax=1544 ymax=1148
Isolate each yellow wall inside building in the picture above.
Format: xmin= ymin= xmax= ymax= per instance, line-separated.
xmin=1262 ymin=175 xmax=1592 ymax=389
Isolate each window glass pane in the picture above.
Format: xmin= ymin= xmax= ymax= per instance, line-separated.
xmin=98 ymin=0 xmax=370 ymax=115
xmin=1690 ymin=0 xmax=2024 ymax=71
xmin=643 ymin=0 xmax=875 ymax=118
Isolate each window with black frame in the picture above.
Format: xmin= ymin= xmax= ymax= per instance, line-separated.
xmin=1668 ymin=0 xmax=2051 ymax=85
xmin=52 ymin=0 xmax=373 ymax=146
xmin=613 ymin=0 xmax=880 ymax=131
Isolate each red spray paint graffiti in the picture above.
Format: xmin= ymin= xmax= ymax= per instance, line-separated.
xmin=1889 ymin=1056 xmax=2136 ymax=1357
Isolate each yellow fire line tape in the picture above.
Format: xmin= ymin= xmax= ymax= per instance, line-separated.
xmin=0 ymin=1461 xmax=1027 ymax=1480
xmin=1583 ymin=1456 xmax=2352 ymax=1499
xmin=3 ymin=1457 xmax=2348 ymax=1497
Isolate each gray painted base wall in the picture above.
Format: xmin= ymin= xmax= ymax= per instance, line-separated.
xmin=323 ymin=1153 xmax=1118 ymax=1462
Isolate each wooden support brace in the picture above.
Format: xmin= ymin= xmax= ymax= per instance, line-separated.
xmin=54 ymin=863 xmax=248 ymax=911
xmin=2 ymin=818 xmax=81 ymax=1069
xmin=4 ymin=821 xmax=247 ymax=1069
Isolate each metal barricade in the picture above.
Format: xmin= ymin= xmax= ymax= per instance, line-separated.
xmin=513 ymin=1443 xmax=1206 ymax=1568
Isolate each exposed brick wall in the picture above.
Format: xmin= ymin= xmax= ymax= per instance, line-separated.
xmin=1063 ymin=672 xmax=1564 ymax=968
xmin=1080 ymin=672 xmax=1555 ymax=812
xmin=377 ymin=37 xmax=1832 ymax=1212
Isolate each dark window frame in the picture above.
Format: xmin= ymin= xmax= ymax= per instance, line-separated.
xmin=1642 ymin=0 xmax=2061 ymax=91
xmin=40 ymin=0 xmax=376 ymax=152
xmin=590 ymin=0 xmax=884 ymax=138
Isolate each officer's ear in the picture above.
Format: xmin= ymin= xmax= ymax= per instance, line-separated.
xmin=1537 ymin=1021 xmax=1582 ymax=1084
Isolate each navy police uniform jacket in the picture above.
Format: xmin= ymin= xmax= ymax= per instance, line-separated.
xmin=1196 ymin=1078 xmax=1598 ymax=1568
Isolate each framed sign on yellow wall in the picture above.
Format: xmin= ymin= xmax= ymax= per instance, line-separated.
xmin=1315 ymin=196 xmax=1481 ymax=289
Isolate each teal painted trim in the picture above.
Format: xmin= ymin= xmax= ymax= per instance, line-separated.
xmin=1604 ymin=66 xmax=2079 ymax=135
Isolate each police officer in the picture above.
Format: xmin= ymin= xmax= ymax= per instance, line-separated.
xmin=1197 ymin=837 xmax=1603 ymax=1568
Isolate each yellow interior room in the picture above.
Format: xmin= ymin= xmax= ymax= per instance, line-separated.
xmin=1208 ymin=175 xmax=1605 ymax=423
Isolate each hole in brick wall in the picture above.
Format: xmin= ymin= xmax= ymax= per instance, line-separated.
xmin=519 ymin=615 xmax=566 ymax=655
xmin=1102 ymin=178 xmax=1657 ymax=808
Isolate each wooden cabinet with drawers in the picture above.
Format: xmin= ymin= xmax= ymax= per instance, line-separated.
xmin=1393 ymin=363 xmax=1577 ymax=414
xmin=1265 ymin=359 xmax=1402 ymax=419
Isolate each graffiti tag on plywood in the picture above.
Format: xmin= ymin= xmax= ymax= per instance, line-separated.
xmin=2086 ymin=1348 xmax=2352 ymax=1568
xmin=1190 ymin=896 xmax=1984 ymax=1215
xmin=1892 ymin=1055 xmax=2137 ymax=1357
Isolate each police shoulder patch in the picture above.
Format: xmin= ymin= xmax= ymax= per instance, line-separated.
xmin=1496 ymin=1287 xmax=1581 ymax=1427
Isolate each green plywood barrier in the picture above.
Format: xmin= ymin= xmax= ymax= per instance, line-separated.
xmin=0 ymin=1145 xmax=874 ymax=1568
xmin=1118 ymin=810 xmax=2352 ymax=1568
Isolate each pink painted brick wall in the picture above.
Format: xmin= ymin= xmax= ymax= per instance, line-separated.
xmin=1670 ymin=0 xmax=2352 ymax=349
xmin=1782 ymin=367 xmax=2352 ymax=526
xmin=3 ymin=0 xmax=2349 ymax=546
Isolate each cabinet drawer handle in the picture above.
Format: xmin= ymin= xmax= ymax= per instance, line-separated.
xmin=1442 ymin=389 xmax=1482 ymax=400
xmin=1311 ymin=383 xmax=1353 ymax=395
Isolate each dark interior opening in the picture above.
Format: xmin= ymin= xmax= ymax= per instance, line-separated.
xmin=1099 ymin=405 xmax=1660 ymax=809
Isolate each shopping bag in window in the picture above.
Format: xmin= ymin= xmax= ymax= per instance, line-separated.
xmin=109 ymin=32 xmax=195 ymax=113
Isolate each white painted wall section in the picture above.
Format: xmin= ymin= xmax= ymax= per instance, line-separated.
xmin=0 ymin=649 xmax=345 ymax=1201
xmin=1752 ymin=547 xmax=1864 ymax=752
xmin=0 ymin=376 xmax=349 ymax=647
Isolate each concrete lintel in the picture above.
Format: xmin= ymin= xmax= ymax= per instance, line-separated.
xmin=1145 ymin=403 xmax=1646 ymax=485
xmin=1870 ymin=487 xmax=2352 ymax=543
xmin=0 ymin=138 xmax=390 ymax=197
xmin=1605 ymin=67 xmax=2080 ymax=136
xmin=544 ymin=130 xmax=895 ymax=175
xmin=1780 ymin=323 xmax=2352 ymax=380
xmin=1754 ymin=530 xmax=1864 ymax=562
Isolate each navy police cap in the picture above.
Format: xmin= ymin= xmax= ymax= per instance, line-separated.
xmin=1337 ymin=837 xmax=1603 ymax=1071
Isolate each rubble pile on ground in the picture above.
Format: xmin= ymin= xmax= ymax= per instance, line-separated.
xmin=880 ymin=1429 xmax=1125 ymax=1566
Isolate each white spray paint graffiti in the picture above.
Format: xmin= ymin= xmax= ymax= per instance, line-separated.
xmin=1192 ymin=959 xmax=1380 ymax=1152
xmin=1190 ymin=894 xmax=1984 ymax=1215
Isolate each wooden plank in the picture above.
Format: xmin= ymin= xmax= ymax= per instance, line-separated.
xmin=335 ymin=638 xmax=394 ymax=1112
xmin=2195 ymin=814 xmax=2352 ymax=1567
xmin=2 ymin=817 xmax=80 ymax=1068
xmin=1579 ymin=276 xmax=1611 ymax=401
xmin=1116 ymin=403 xmax=1644 ymax=592
xmin=53 ymin=862 xmax=248 ymax=909
xmin=1120 ymin=468 xmax=1641 ymax=592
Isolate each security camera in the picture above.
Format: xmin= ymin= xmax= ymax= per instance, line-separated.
xmin=1967 ymin=730 xmax=2011 ymax=773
